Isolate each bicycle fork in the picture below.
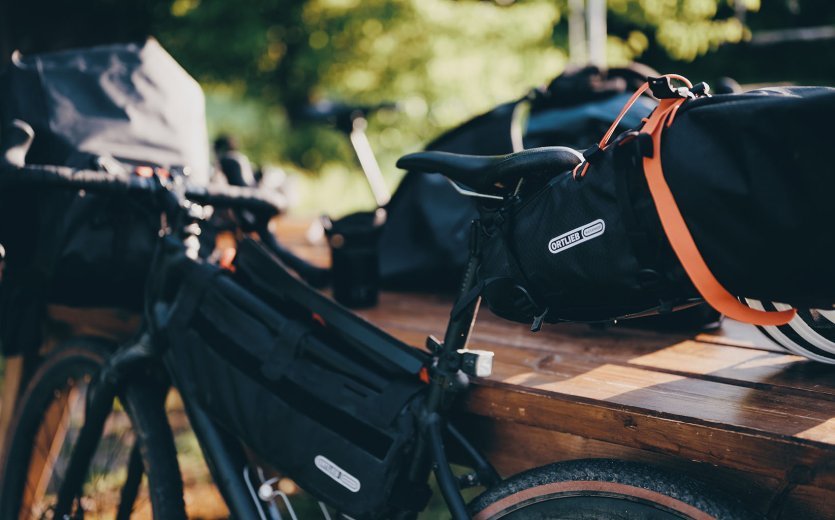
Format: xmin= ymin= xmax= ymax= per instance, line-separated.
xmin=53 ymin=333 xmax=158 ymax=518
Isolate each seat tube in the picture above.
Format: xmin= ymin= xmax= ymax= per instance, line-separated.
xmin=427 ymin=220 xmax=481 ymax=412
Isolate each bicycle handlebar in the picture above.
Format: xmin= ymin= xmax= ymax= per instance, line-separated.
xmin=0 ymin=163 xmax=334 ymax=288
xmin=0 ymin=164 xmax=285 ymax=217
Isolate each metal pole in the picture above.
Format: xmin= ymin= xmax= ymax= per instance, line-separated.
xmin=349 ymin=117 xmax=391 ymax=207
xmin=568 ymin=0 xmax=587 ymax=65
xmin=587 ymin=0 xmax=608 ymax=68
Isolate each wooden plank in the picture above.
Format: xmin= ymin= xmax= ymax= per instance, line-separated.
xmin=359 ymin=295 xmax=835 ymax=401
xmin=0 ymin=356 xmax=23 ymax=460
xmin=45 ymin=305 xmax=141 ymax=343
xmin=453 ymin=415 xmax=783 ymax=517
xmin=453 ymin=416 xmax=835 ymax=520
xmin=460 ymin=382 xmax=835 ymax=489
xmin=361 ymin=311 xmax=835 ymax=488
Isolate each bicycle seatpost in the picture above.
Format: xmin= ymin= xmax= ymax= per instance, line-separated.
xmin=299 ymin=101 xmax=393 ymax=206
xmin=348 ymin=114 xmax=391 ymax=207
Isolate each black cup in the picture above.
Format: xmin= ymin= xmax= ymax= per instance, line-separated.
xmin=322 ymin=208 xmax=386 ymax=308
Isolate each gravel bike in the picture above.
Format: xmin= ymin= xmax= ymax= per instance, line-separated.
xmin=0 ymin=150 xmax=755 ymax=519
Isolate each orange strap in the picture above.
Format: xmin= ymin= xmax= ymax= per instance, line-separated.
xmin=573 ymin=74 xmax=692 ymax=180
xmin=639 ymin=80 xmax=796 ymax=326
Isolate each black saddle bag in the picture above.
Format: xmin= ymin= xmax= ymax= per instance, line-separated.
xmin=476 ymin=83 xmax=835 ymax=326
xmin=161 ymin=239 xmax=430 ymax=519
xmin=476 ymin=136 xmax=696 ymax=325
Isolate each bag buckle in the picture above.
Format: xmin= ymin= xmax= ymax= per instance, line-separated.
xmin=648 ymin=76 xmax=695 ymax=100
xmin=531 ymin=306 xmax=549 ymax=332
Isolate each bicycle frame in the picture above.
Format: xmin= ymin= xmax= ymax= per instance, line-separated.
xmin=50 ymin=198 xmax=501 ymax=519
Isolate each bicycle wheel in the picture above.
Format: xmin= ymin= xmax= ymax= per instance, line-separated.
xmin=469 ymin=459 xmax=757 ymax=520
xmin=0 ymin=338 xmax=186 ymax=519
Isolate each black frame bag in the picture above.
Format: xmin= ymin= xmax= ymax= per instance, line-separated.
xmin=161 ymin=239 xmax=430 ymax=519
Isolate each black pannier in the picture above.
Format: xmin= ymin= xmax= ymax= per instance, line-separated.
xmin=0 ymin=39 xmax=210 ymax=178
xmin=473 ymin=80 xmax=835 ymax=327
xmin=161 ymin=239 xmax=430 ymax=519
xmin=0 ymin=39 xmax=209 ymax=354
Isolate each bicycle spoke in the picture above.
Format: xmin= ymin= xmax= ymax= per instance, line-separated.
xmin=22 ymin=386 xmax=75 ymax=520
xmin=61 ymin=404 xmax=138 ymax=518
xmin=20 ymin=377 xmax=136 ymax=519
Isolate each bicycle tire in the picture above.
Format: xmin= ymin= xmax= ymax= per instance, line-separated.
xmin=0 ymin=338 xmax=186 ymax=519
xmin=469 ymin=459 xmax=758 ymax=520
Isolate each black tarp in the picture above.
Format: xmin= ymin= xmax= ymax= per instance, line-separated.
xmin=661 ymin=86 xmax=835 ymax=306
xmin=0 ymin=38 xmax=210 ymax=182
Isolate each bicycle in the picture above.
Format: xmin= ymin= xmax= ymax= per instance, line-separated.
xmin=0 ymin=149 xmax=755 ymax=519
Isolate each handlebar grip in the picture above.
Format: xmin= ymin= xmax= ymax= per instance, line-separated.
xmin=0 ymin=164 xmax=145 ymax=192
xmin=0 ymin=165 xmax=284 ymax=217
xmin=185 ymin=184 xmax=285 ymax=217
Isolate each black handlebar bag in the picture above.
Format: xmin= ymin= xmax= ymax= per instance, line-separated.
xmin=158 ymin=239 xmax=430 ymax=519
xmin=477 ymin=81 xmax=835 ymax=327
xmin=0 ymin=39 xmax=209 ymax=354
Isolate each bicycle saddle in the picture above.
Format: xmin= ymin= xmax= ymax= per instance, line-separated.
xmin=396 ymin=146 xmax=582 ymax=195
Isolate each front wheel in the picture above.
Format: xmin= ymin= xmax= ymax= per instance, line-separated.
xmin=0 ymin=338 xmax=186 ymax=519
xmin=469 ymin=459 xmax=757 ymax=520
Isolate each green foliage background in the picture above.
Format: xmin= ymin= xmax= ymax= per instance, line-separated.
xmin=14 ymin=0 xmax=827 ymax=214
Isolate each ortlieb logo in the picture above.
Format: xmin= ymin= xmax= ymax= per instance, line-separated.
xmin=314 ymin=455 xmax=361 ymax=493
xmin=548 ymin=219 xmax=605 ymax=254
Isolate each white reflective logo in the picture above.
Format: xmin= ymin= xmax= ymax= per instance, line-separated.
xmin=314 ymin=455 xmax=361 ymax=493
xmin=548 ymin=219 xmax=605 ymax=254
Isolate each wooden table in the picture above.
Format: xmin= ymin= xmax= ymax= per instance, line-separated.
xmin=280 ymin=216 xmax=835 ymax=519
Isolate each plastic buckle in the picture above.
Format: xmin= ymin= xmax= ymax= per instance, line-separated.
xmin=531 ymin=307 xmax=549 ymax=332
xmin=648 ymin=76 xmax=693 ymax=100
xmin=458 ymin=349 xmax=495 ymax=377
xmin=582 ymin=143 xmax=603 ymax=164
xmin=690 ymin=82 xmax=711 ymax=97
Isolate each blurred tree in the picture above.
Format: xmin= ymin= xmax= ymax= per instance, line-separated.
xmin=643 ymin=0 xmax=835 ymax=84
xmin=154 ymin=0 xmax=565 ymax=172
xmin=151 ymin=0 xmax=829 ymax=175
xmin=2 ymin=0 xmax=833 ymax=183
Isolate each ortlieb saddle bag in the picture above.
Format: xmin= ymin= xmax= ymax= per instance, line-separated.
xmin=161 ymin=239 xmax=430 ymax=519
xmin=380 ymin=65 xmax=658 ymax=290
xmin=469 ymin=77 xmax=835 ymax=328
